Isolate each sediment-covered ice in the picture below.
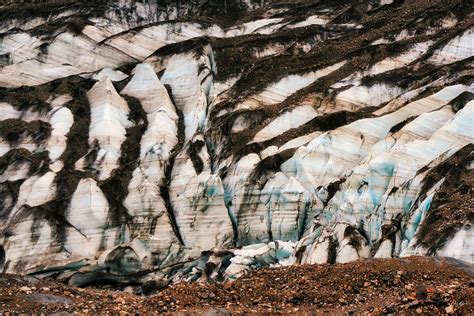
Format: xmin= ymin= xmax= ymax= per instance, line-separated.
xmin=429 ymin=29 xmax=474 ymax=65
xmin=121 ymin=64 xmax=182 ymax=256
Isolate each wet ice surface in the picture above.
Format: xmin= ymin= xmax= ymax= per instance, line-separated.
xmin=0 ymin=0 xmax=473 ymax=285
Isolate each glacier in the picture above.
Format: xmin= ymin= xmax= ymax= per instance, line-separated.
xmin=0 ymin=0 xmax=473 ymax=285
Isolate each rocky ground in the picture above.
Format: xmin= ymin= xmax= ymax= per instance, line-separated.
xmin=0 ymin=256 xmax=472 ymax=315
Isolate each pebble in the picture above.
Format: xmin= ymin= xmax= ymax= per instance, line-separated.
xmin=445 ymin=305 xmax=455 ymax=314
xmin=204 ymin=308 xmax=231 ymax=316
xmin=407 ymin=299 xmax=419 ymax=307
xmin=415 ymin=285 xmax=427 ymax=300
xmin=223 ymin=281 xmax=234 ymax=290
xmin=26 ymin=294 xmax=73 ymax=305
xmin=123 ymin=287 xmax=134 ymax=294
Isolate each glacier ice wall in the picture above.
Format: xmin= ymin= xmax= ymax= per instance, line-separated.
xmin=0 ymin=0 xmax=473 ymax=283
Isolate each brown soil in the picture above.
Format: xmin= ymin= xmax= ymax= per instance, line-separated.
xmin=0 ymin=257 xmax=472 ymax=314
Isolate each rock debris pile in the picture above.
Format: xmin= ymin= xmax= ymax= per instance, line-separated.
xmin=0 ymin=257 xmax=473 ymax=314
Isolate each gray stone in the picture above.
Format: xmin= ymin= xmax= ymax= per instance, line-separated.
xmin=25 ymin=294 xmax=73 ymax=305
xmin=205 ymin=308 xmax=231 ymax=316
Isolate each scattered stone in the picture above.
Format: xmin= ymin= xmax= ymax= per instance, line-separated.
xmin=205 ymin=308 xmax=231 ymax=316
xmin=445 ymin=305 xmax=455 ymax=314
xmin=382 ymin=304 xmax=395 ymax=313
xmin=415 ymin=285 xmax=428 ymax=300
xmin=223 ymin=281 xmax=234 ymax=290
xmin=25 ymin=294 xmax=73 ymax=305
xmin=123 ymin=286 xmax=134 ymax=294
xmin=142 ymin=279 xmax=168 ymax=296
xmin=407 ymin=300 xmax=419 ymax=308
